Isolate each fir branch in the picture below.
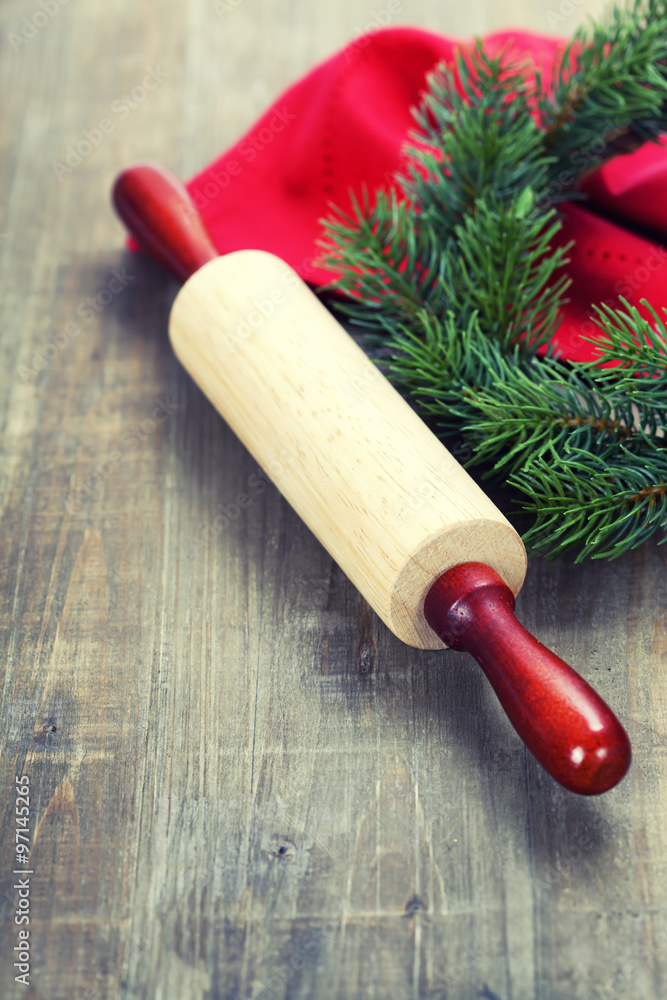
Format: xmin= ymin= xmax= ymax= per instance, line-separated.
xmin=494 ymin=301 xmax=667 ymax=559
xmin=585 ymin=298 xmax=667 ymax=377
xmin=320 ymin=187 xmax=451 ymax=331
xmin=319 ymin=47 xmax=570 ymax=353
xmin=582 ymin=298 xmax=667 ymax=437
xmin=461 ymin=354 xmax=634 ymax=475
xmin=385 ymin=311 xmax=513 ymax=432
xmin=512 ymin=445 xmax=667 ymax=561
xmin=401 ymin=42 xmax=554 ymax=237
xmin=453 ymin=192 xmax=570 ymax=350
xmin=319 ymin=0 xmax=667 ymax=562
xmin=539 ymin=0 xmax=667 ymax=185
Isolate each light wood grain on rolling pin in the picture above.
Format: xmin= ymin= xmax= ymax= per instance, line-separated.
xmin=168 ymin=250 xmax=527 ymax=648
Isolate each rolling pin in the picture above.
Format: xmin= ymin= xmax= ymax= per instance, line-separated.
xmin=112 ymin=163 xmax=632 ymax=795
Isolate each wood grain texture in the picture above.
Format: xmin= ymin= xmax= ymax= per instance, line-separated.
xmin=0 ymin=1 xmax=666 ymax=999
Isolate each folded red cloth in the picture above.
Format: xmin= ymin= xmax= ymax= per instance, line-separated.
xmin=173 ymin=26 xmax=667 ymax=364
xmin=581 ymin=135 xmax=667 ymax=235
xmin=550 ymin=204 xmax=667 ymax=361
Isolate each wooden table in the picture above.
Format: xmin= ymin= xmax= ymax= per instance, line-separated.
xmin=1 ymin=0 xmax=666 ymax=997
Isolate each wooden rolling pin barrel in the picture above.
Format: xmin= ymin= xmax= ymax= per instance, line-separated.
xmin=112 ymin=162 xmax=632 ymax=795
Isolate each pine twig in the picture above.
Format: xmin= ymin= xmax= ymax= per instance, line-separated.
xmin=319 ymin=0 xmax=667 ymax=562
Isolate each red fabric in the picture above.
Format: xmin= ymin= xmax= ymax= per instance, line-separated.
xmin=172 ymin=27 xmax=667 ymax=363
xmin=581 ymin=134 xmax=667 ymax=234
xmin=550 ymin=204 xmax=667 ymax=361
xmin=186 ymin=26 xmax=461 ymax=286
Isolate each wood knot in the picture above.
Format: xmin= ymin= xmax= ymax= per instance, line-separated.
xmin=268 ymin=837 xmax=296 ymax=860
xmin=404 ymin=894 xmax=426 ymax=916
xmin=479 ymin=987 xmax=503 ymax=1000
xmin=33 ymin=719 xmax=58 ymax=744
xmin=354 ymin=639 xmax=375 ymax=677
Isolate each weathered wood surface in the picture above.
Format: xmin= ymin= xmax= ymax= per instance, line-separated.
xmin=1 ymin=0 xmax=666 ymax=999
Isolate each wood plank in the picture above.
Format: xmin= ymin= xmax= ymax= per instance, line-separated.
xmin=1 ymin=0 xmax=666 ymax=998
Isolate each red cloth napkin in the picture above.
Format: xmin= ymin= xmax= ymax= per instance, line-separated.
xmin=178 ymin=26 xmax=667 ymax=364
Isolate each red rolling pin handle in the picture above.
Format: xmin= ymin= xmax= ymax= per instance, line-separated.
xmin=424 ymin=564 xmax=631 ymax=794
xmin=112 ymin=163 xmax=218 ymax=281
xmin=112 ymin=163 xmax=632 ymax=796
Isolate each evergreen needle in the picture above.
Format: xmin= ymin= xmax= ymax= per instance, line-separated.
xmin=319 ymin=0 xmax=667 ymax=561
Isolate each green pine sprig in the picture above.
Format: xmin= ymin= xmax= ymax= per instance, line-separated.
xmin=322 ymin=42 xmax=572 ymax=352
xmin=318 ymin=0 xmax=667 ymax=561
xmin=539 ymin=0 xmax=667 ymax=189
xmin=513 ymin=444 xmax=667 ymax=561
